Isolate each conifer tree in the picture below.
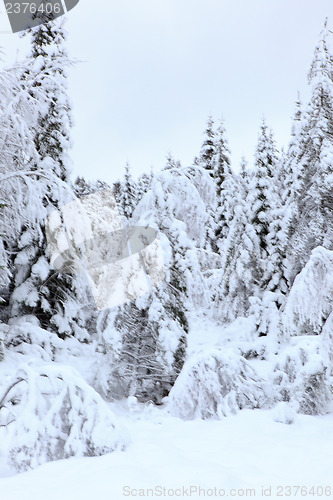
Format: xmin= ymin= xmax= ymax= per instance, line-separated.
xmin=7 ymin=20 xmax=95 ymax=340
xmin=211 ymin=119 xmax=234 ymax=251
xmin=73 ymin=176 xmax=110 ymax=198
xmin=239 ymin=156 xmax=249 ymax=187
xmin=246 ymin=120 xmax=280 ymax=289
xmin=212 ymin=121 xmax=286 ymax=326
xmin=0 ymin=53 xmax=52 ymax=319
xmin=199 ymin=115 xmax=216 ymax=177
xmin=119 ymin=163 xmax=138 ymax=219
xmin=278 ymin=95 xmax=307 ymax=287
xmin=210 ymin=176 xmax=254 ymax=322
xmin=288 ymin=20 xmax=333 ymax=280
xmin=136 ymin=169 xmax=153 ymax=204
xmin=112 ymin=180 xmax=122 ymax=207
xmin=281 ymin=95 xmax=305 ymax=205
xmin=97 ymin=162 xmax=212 ymax=402
xmin=213 ymin=119 xmax=232 ymax=194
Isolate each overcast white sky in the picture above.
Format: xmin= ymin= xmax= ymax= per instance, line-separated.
xmin=1 ymin=0 xmax=333 ymax=183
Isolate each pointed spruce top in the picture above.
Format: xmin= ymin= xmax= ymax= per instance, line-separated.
xmin=308 ymin=19 xmax=333 ymax=85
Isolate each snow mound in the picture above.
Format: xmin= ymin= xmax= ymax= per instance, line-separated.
xmin=0 ymin=364 xmax=129 ymax=473
xmin=282 ymin=246 xmax=333 ymax=336
xmin=167 ymin=348 xmax=271 ymax=420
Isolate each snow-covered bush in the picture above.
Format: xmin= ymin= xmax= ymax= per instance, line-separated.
xmin=168 ymin=348 xmax=271 ymax=420
xmin=0 ymin=364 xmax=128 ymax=472
xmin=2 ymin=318 xmax=65 ymax=362
xmin=250 ymin=291 xmax=283 ymax=342
xmin=273 ymin=336 xmax=332 ymax=415
xmin=272 ymin=402 xmax=297 ymax=425
xmin=282 ymin=247 xmax=333 ymax=337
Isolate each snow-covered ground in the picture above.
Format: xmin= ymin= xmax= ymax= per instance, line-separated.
xmin=0 ymin=402 xmax=333 ymax=500
xmin=1 ymin=317 xmax=332 ymax=499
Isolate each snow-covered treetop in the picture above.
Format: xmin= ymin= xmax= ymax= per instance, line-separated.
xmin=306 ymin=19 xmax=333 ymax=145
xmin=254 ymin=119 xmax=279 ymax=178
xmin=199 ymin=115 xmax=216 ymax=176
xmin=308 ymin=19 xmax=333 ymax=87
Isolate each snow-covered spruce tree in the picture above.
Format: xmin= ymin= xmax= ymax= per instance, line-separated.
xmin=73 ymin=176 xmax=110 ymax=198
xmin=198 ymin=115 xmax=216 ymax=177
xmin=288 ymin=21 xmax=333 ymax=281
xmin=280 ymin=95 xmax=305 ymax=206
xmin=213 ymin=119 xmax=232 ymax=195
xmin=210 ymin=119 xmax=233 ymax=253
xmin=96 ymin=162 xmax=210 ymax=402
xmin=24 ymin=13 xmax=73 ymax=182
xmin=208 ymin=179 xmax=256 ymax=323
xmin=136 ymin=169 xmax=153 ymax=204
xmin=164 ymin=153 xmax=182 ymax=171
xmin=0 ymin=55 xmax=56 ymax=318
xmin=210 ymin=123 xmax=275 ymax=323
xmin=6 ymin=20 xmax=95 ymax=340
xmin=110 ymin=299 xmax=177 ymax=402
xmin=109 ymin=170 xmax=191 ymax=402
xmin=210 ymin=121 xmax=287 ymax=329
xmin=112 ymin=179 xmax=122 ymax=208
xmin=179 ymin=161 xmax=217 ymax=270
xmin=246 ymin=122 xmax=290 ymax=335
xmin=246 ymin=120 xmax=280 ymax=283
xmin=202 ymin=130 xmax=254 ymax=322
xmin=249 ymin=123 xmax=287 ymax=287
xmin=278 ymin=95 xmax=308 ymax=288
xmin=197 ymin=116 xmax=219 ymax=251
xmin=239 ymin=155 xmax=250 ymax=195
xmin=118 ymin=163 xmax=138 ymax=219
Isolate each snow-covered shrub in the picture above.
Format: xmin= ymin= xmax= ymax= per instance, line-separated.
xmin=272 ymin=402 xmax=297 ymax=425
xmin=282 ymin=247 xmax=333 ymax=337
xmin=2 ymin=318 xmax=65 ymax=362
xmin=0 ymin=364 xmax=128 ymax=472
xmin=168 ymin=348 xmax=271 ymax=420
xmin=273 ymin=336 xmax=332 ymax=415
xmin=249 ymin=291 xmax=283 ymax=343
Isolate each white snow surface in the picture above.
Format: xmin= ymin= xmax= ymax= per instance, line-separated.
xmin=0 ymin=404 xmax=332 ymax=499
xmin=0 ymin=316 xmax=332 ymax=498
